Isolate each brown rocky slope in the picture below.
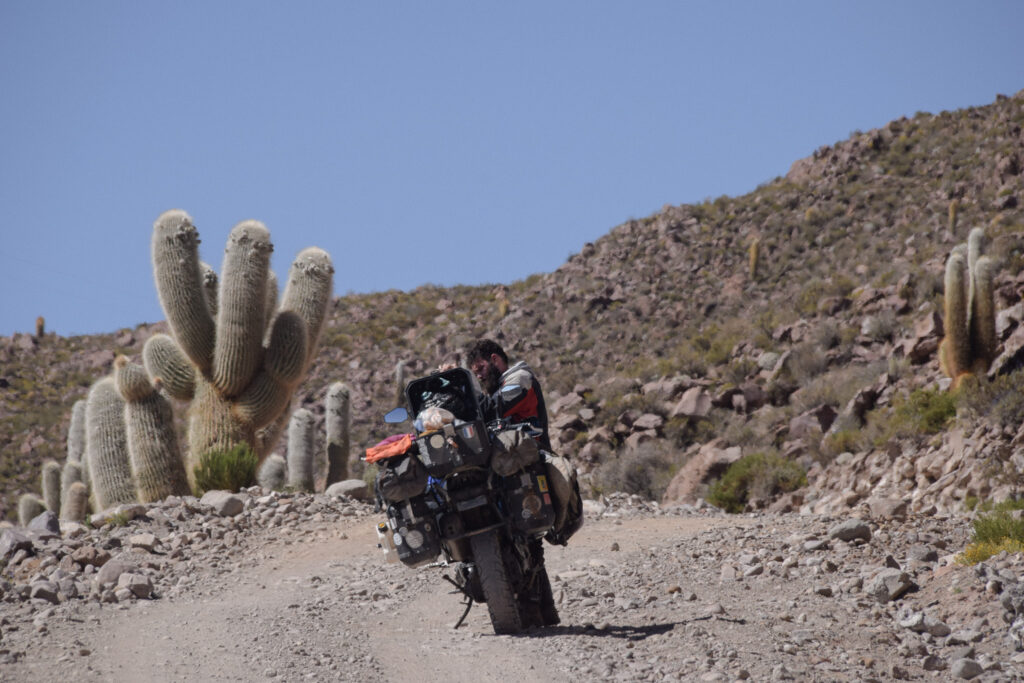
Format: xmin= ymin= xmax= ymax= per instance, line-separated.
xmin=2 ymin=90 xmax=1024 ymax=522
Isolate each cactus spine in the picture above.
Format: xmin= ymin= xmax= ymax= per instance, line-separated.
xmin=18 ymin=493 xmax=46 ymax=527
xmin=940 ymin=227 xmax=998 ymax=384
xmin=85 ymin=376 xmax=136 ymax=510
xmin=257 ymin=453 xmax=287 ymax=490
xmin=148 ymin=210 xmax=333 ymax=470
xmin=41 ymin=460 xmax=61 ymax=513
xmin=61 ymin=482 xmax=89 ymax=523
xmin=115 ymin=356 xmax=190 ymax=502
xmin=325 ymin=382 xmax=350 ymax=485
xmin=287 ymin=408 xmax=316 ymax=492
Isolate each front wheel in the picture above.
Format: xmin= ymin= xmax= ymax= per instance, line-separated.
xmin=469 ymin=530 xmax=523 ymax=635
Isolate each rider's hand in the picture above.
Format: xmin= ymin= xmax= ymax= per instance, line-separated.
xmin=437 ymin=362 xmax=457 ymax=372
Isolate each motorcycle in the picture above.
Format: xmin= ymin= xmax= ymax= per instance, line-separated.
xmin=366 ymin=367 xmax=561 ymax=634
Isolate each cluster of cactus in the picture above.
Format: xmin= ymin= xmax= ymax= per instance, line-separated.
xmin=257 ymin=381 xmax=353 ymax=493
xmin=17 ymin=210 xmax=336 ymax=524
xmin=939 ymin=227 xmax=998 ymax=386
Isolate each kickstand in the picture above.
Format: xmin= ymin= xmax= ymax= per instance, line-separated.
xmin=442 ymin=574 xmax=474 ymax=629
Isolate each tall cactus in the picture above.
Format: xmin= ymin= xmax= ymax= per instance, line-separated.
xmin=287 ymin=408 xmax=316 ymax=492
xmin=61 ymin=481 xmax=89 ymax=523
xmin=146 ymin=210 xmax=333 ymax=471
xmin=940 ymin=227 xmax=998 ymax=384
xmin=325 ymin=382 xmax=350 ymax=485
xmin=18 ymin=493 xmax=46 ymax=527
xmin=257 ymin=453 xmax=287 ymax=491
xmin=748 ymin=237 xmax=760 ymax=281
xmin=41 ymin=460 xmax=61 ymax=513
xmin=85 ymin=376 xmax=136 ymax=510
xmin=395 ymin=360 xmax=406 ymax=407
xmin=115 ymin=356 xmax=190 ymax=502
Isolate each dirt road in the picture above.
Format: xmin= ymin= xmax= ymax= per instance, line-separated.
xmin=2 ymin=495 xmax=1019 ymax=681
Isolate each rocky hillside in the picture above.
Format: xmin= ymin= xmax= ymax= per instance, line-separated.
xmin=2 ymin=90 xmax=1024 ymax=520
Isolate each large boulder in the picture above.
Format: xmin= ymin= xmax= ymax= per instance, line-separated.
xmin=662 ymin=441 xmax=742 ymax=505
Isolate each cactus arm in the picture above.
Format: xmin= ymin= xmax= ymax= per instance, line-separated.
xmin=280 ymin=247 xmax=333 ymax=371
xmin=152 ymin=210 xmax=216 ymax=374
xmin=263 ymin=311 xmax=308 ymax=385
xmin=970 ymin=255 xmax=998 ymax=371
xmin=142 ymin=334 xmax=196 ymax=400
xmin=85 ymin=376 xmax=136 ymax=511
xmin=67 ymin=399 xmax=86 ymax=463
xmin=115 ymin=357 xmax=190 ymax=502
xmin=232 ymin=311 xmax=308 ymax=428
xmin=212 ymin=221 xmax=273 ymax=396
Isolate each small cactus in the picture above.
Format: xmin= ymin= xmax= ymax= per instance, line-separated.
xmin=60 ymin=461 xmax=83 ymax=513
xmin=85 ymin=376 xmax=136 ymax=511
xmin=948 ymin=199 xmax=959 ymax=234
xmin=395 ymin=360 xmax=406 ymax=407
xmin=115 ymin=356 xmax=190 ymax=502
xmin=61 ymin=481 xmax=89 ymax=523
xmin=748 ymin=237 xmax=760 ymax=281
xmin=34 ymin=315 xmax=45 ymax=339
xmin=325 ymin=382 xmax=350 ymax=485
xmin=41 ymin=460 xmax=61 ymax=513
xmin=257 ymin=453 xmax=287 ymax=490
xmin=287 ymin=408 xmax=315 ymax=492
xmin=18 ymin=493 xmax=46 ymax=527
xmin=940 ymin=227 xmax=998 ymax=385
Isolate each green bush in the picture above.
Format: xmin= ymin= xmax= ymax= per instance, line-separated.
xmin=193 ymin=444 xmax=258 ymax=495
xmin=862 ymin=387 xmax=957 ymax=446
xmin=707 ymin=451 xmax=807 ymax=513
xmin=957 ymin=498 xmax=1024 ymax=564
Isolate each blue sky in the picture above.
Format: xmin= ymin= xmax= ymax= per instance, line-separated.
xmin=1 ymin=2 xmax=1021 ymax=337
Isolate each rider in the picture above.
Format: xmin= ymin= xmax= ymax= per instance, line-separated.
xmin=465 ymin=339 xmax=551 ymax=450
xmin=464 ymin=339 xmax=575 ymax=626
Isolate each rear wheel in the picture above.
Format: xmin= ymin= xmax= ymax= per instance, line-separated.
xmin=470 ymin=531 xmax=523 ymax=635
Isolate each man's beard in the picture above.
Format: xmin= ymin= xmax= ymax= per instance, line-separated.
xmin=482 ymin=363 xmax=502 ymax=394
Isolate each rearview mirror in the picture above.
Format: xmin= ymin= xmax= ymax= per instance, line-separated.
xmin=384 ymin=407 xmax=409 ymax=424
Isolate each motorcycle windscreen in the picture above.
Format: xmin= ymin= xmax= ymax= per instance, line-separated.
xmin=405 ymin=368 xmax=483 ymax=424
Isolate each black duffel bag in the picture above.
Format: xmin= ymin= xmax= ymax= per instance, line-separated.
xmin=377 ymin=453 xmax=428 ymax=502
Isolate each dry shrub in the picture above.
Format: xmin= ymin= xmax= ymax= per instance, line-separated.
xmin=593 ymin=442 xmax=678 ymax=501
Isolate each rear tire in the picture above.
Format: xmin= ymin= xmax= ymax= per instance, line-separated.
xmin=470 ymin=531 xmax=523 ymax=635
